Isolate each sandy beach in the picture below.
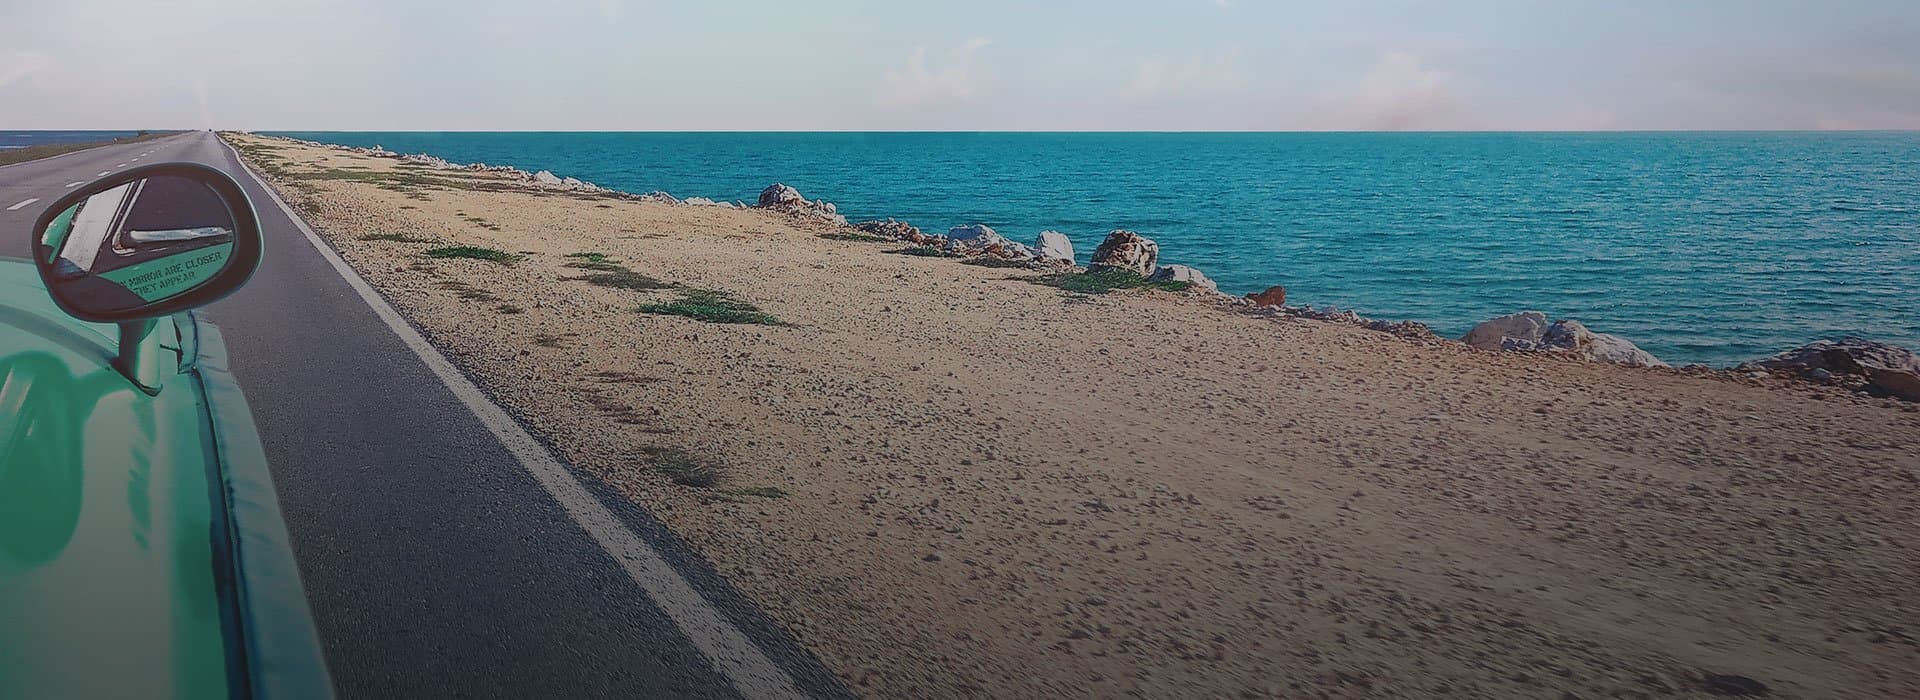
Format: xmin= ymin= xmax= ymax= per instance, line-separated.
xmin=225 ymin=132 xmax=1920 ymax=699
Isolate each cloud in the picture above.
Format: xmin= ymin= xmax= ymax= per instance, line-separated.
xmin=877 ymin=38 xmax=992 ymax=110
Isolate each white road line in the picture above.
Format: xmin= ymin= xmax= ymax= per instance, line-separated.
xmin=221 ymin=139 xmax=805 ymax=699
xmin=97 ymin=171 xmax=111 ymax=177
xmin=66 ymin=181 xmax=84 ymax=188
xmin=6 ymin=198 xmax=39 ymax=211
xmin=116 ymin=163 xmax=127 ymax=167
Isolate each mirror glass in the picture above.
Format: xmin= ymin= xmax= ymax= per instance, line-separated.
xmin=36 ymin=175 xmax=237 ymax=316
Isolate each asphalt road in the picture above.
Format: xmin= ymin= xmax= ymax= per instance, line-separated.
xmin=0 ymin=132 xmax=845 ymax=699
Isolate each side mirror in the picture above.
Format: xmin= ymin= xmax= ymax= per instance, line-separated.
xmin=31 ymin=163 xmax=262 ymax=323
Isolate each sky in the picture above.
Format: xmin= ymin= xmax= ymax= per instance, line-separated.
xmin=3 ymin=0 xmax=1918 ymax=131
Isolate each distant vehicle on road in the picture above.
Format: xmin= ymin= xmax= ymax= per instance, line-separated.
xmin=2 ymin=163 xmax=330 ymax=698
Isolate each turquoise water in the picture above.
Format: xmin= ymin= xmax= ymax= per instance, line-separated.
xmin=272 ymin=131 xmax=1920 ymax=366
xmin=0 ymin=130 xmax=140 ymax=149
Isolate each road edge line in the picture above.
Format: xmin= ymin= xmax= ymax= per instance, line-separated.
xmin=219 ymin=136 xmax=807 ymax=700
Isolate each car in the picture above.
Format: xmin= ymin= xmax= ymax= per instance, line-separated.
xmin=1 ymin=163 xmax=331 ymax=698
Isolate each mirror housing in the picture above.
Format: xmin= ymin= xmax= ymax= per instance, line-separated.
xmin=31 ymin=163 xmax=262 ymax=324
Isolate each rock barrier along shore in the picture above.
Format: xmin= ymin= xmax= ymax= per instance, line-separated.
xmin=249 ymin=134 xmax=1920 ymax=404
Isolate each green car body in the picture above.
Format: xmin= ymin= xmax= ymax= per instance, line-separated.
xmin=0 ymin=255 xmax=330 ymax=698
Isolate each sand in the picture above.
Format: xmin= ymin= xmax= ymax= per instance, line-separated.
xmin=226 ymin=133 xmax=1920 ymax=699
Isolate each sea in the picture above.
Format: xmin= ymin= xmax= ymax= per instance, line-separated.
xmin=269 ymin=131 xmax=1920 ymax=367
xmin=0 ymin=131 xmax=139 ymax=149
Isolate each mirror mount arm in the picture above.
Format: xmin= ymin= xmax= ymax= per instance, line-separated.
xmin=112 ymin=319 xmax=163 ymax=396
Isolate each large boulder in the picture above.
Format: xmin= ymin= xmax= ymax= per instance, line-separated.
xmin=1461 ymin=311 xmax=1548 ymax=350
xmin=1148 ymin=264 xmax=1217 ymax=291
xmin=754 ymin=183 xmax=846 ymax=224
xmin=1739 ymin=337 xmax=1920 ymax=401
xmin=944 ymin=224 xmax=1033 ymax=259
xmin=757 ymin=183 xmax=804 ymax=207
xmin=1246 ymin=285 xmax=1287 ymax=307
xmin=1034 ymin=231 xmax=1075 ymax=264
xmin=1539 ymin=320 xmax=1668 ymax=367
xmin=1086 ymin=230 xmax=1159 ymax=276
xmin=532 ymin=170 xmax=564 ymax=186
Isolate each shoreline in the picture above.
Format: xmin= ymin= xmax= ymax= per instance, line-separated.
xmin=250 ymin=130 xmax=1920 ymax=368
xmin=248 ymin=132 xmax=1920 ymax=383
xmin=225 ymin=132 xmax=1920 ymax=698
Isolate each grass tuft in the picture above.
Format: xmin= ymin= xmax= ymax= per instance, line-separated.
xmin=566 ymin=252 xmax=612 ymax=262
xmin=425 ymin=245 xmax=517 ymax=263
xmin=580 ymin=270 xmax=672 ymax=291
xmin=1033 ymin=268 xmax=1190 ymax=295
xmin=497 ymin=304 xmax=525 ymax=314
xmin=962 ymin=256 xmax=1032 ymax=269
xmin=643 ymin=446 xmax=720 ymax=488
xmin=638 ymin=289 xmax=782 ymax=325
xmin=434 ymin=280 xmax=499 ymax=302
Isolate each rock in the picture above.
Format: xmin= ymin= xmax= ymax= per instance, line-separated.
xmin=1365 ymin=319 xmax=1440 ymax=340
xmin=854 ymin=219 xmax=923 ymax=242
xmin=1246 ymin=285 xmax=1287 ymax=307
xmin=1086 ymin=230 xmax=1159 ymax=277
xmin=758 ymin=183 xmax=804 ymax=207
xmin=532 ymin=170 xmax=564 ymax=186
xmin=1462 ymin=311 xmax=1548 ymax=350
xmin=1738 ymin=336 xmax=1920 ymax=401
xmin=1538 ymin=319 xmax=1668 ymax=367
xmin=754 ymin=183 xmax=846 ymax=224
xmin=1034 ymin=231 xmax=1075 ymax=265
xmin=684 ymin=197 xmax=719 ymax=206
xmin=1870 ymin=368 xmax=1920 ymax=401
xmin=944 ymin=224 xmax=1033 ymax=259
xmin=1739 ymin=336 xmax=1919 ymax=375
xmin=398 ymin=153 xmax=455 ymax=169
xmin=1148 ymin=264 xmax=1217 ymax=291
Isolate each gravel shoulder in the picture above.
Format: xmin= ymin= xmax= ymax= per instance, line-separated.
xmin=227 ymin=132 xmax=1920 ymax=699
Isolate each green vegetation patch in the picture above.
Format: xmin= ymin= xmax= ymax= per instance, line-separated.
xmin=433 ymin=280 xmax=500 ymax=302
xmin=1033 ymin=268 xmax=1190 ymax=295
xmin=424 ymin=245 xmax=517 ymax=264
xmin=580 ymin=269 xmax=672 ymax=291
xmin=890 ymin=246 xmax=960 ymax=258
xmin=566 ymin=260 xmax=628 ymax=272
xmin=961 ymin=256 xmax=1032 ymax=269
xmin=638 ymin=289 xmax=782 ymax=325
xmin=566 ymin=252 xmax=613 ymax=262
xmin=642 ymin=446 xmax=720 ymax=488
xmin=497 ymin=304 xmax=525 ymax=314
